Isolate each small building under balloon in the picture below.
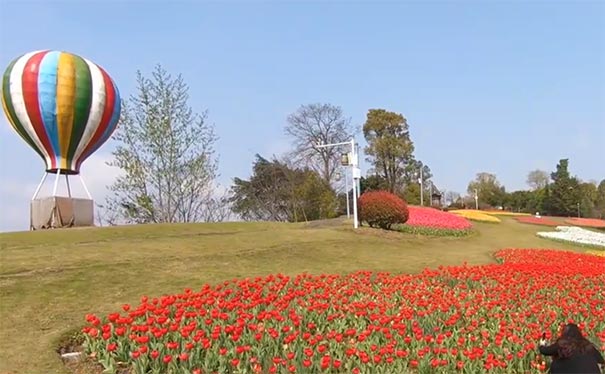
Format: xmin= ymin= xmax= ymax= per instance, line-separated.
xmin=1 ymin=50 xmax=121 ymax=230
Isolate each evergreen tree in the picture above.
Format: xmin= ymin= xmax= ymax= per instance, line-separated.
xmin=543 ymin=159 xmax=581 ymax=216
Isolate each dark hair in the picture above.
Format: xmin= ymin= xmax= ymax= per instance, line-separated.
xmin=556 ymin=323 xmax=594 ymax=358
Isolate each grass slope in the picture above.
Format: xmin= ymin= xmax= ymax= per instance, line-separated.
xmin=0 ymin=217 xmax=587 ymax=373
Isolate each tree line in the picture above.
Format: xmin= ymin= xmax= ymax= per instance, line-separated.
xmin=99 ymin=65 xmax=604 ymax=224
xmin=229 ymin=105 xmax=436 ymax=221
xmin=453 ymin=161 xmax=605 ymax=218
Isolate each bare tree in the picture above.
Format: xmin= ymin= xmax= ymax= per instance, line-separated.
xmin=445 ymin=191 xmax=461 ymax=206
xmin=105 ymin=65 xmax=221 ymax=224
xmin=198 ymin=186 xmax=234 ymax=222
xmin=527 ymin=169 xmax=550 ymax=190
xmin=94 ymin=203 xmax=122 ymax=226
xmin=284 ymin=103 xmax=355 ymax=185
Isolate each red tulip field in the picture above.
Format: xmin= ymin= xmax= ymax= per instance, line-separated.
xmin=81 ymin=249 xmax=605 ymax=374
xmin=565 ymin=218 xmax=605 ymax=229
xmin=2 ymin=217 xmax=603 ymax=374
xmin=515 ymin=216 xmax=560 ymax=227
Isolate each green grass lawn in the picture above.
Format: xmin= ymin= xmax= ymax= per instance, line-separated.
xmin=0 ymin=217 xmax=589 ymax=374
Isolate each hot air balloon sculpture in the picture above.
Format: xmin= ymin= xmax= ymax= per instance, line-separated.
xmin=1 ymin=50 xmax=121 ymax=229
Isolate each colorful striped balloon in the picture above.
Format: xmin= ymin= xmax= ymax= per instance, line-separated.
xmin=1 ymin=50 xmax=121 ymax=174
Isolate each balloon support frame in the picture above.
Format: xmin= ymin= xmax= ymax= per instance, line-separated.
xmin=29 ymin=170 xmax=94 ymax=230
xmin=31 ymin=169 xmax=92 ymax=201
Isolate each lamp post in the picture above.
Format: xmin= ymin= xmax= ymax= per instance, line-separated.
xmin=315 ymin=139 xmax=360 ymax=228
xmin=335 ymin=170 xmax=350 ymax=219
xmin=474 ymin=189 xmax=479 ymax=210
xmin=344 ymin=169 xmax=350 ymax=218
xmin=418 ymin=167 xmax=424 ymax=206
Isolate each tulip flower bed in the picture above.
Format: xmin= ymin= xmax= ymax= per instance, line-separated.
xmin=565 ymin=218 xmax=605 ymax=229
xmin=449 ymin=210 xmax=501 ymax=223
xmin=483 ymin=211 xmax=531 ymax=217
xmin=515 ymin=216 xmax=559 ymax=227
xmin=537 ymin=226 xmax=605 ymax=249
xmin=81 ymin=249 xmax=605 ymax=374
xmin=586 ymin=249 xmax=605 ymax=257
xmin=398 ymin=206 xmax=473 ymax=236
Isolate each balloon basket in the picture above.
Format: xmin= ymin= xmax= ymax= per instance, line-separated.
xmin=30 ymin=196 xmax=94 ymax=230
xmin=29 ymin=171 xmax=95 ymax=230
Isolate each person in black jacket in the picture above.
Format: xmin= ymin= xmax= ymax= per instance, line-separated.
xmin=539 ymin=323 xmax=604 ymax=374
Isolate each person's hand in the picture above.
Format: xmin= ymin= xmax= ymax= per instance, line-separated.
xmin=539 ymin=339 xmax=547 ymax=346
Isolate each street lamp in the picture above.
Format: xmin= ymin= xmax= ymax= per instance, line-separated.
xmin=418 ymin=168 xmax=424 ymax=206
xmin=474 ymin=189 xmax=479 ymax=210
xmin=335 ymin=171 xmax=350 ymax=218
xmin=315 ymin=139 xmax=360 ymax=228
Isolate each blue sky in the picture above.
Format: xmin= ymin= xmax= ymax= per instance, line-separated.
xmin=0 ymin=1 xmax=604 ymax=232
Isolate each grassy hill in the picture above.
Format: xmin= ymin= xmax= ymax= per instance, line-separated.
xmin=0 ymin=217 xmax=589 ymax=373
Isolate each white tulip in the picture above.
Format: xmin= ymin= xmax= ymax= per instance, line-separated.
xmin=537 ymin=226 xmax=605 ymax=248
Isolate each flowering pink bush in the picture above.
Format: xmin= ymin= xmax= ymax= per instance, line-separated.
xmin=398 ymin=206 xmax=472 ymax=236
xmin=358 ymin=190 xmax=409 ymax=229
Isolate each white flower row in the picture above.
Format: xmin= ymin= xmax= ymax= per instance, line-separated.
xmin=537 ymin=226 xmax=605 ymax=248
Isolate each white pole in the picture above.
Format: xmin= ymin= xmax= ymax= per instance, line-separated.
xmin=345 ymin=169 xmax=350 ymax=218
xmin=351 ymin=139 xmax=358 ymax=229
xmin=31 ymin=173 xmax=48 ymax=200
xmin=52 ymin=169 xmax=61 ymax=196
xmin=79 ymin=174 xmax=93 ymax=200
xmin=65 ymin=175 xmax=72 ymax=198
xmin=355 ymin=143 xmax=361 ymax=198
xmin=352 ymin=173 xmax=358 ymax=229
xmin=314 ymin=138 xmax=359 ymax=229
xmin=419 ymin=167 xmax=424 ymax=206
xmin=474 ymin=189 xmax=479 ymax=210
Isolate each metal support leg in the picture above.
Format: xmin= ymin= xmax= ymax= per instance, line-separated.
xmin=52 ymin=169 xmax=61 ymax=196
xmin=79 ymin=174 xmax=92 ymax=200
xmin=31 ymin=173 xmax=48 ymax=200
xmin=65 ymin=175 xmax=72 ymax=198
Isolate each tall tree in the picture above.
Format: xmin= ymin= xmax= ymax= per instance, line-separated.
xmin=504 ymin=190 xmax=544 ymax=213
xmin=578 ymin=181 xmax=598 ymax=218
xmin=359 ymin=175 xmax=389 ymax=194
xmin=105 ymin=65 xmax=220 ymax=224
xmin=467 ymin=172 xmax=506 ymax=208
xmin=363 ymin=109 xmax=415 ymax=193
xmin=543 ymin=159 xmax=581 ymax=216
xmin=284 ymin=103 xmax=354 ymax=185
xmin=230 ymin=154 xmax=338 ymax=222
xmin=526 ymin=169 xmax=550 ymax=190
xmin=405 ymin=159 xmax=433 ymax=186
xmin=595 ymin=179 xmax=605 ymax=218
xmin=402 ymin=183 xmax=422 ymax=205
